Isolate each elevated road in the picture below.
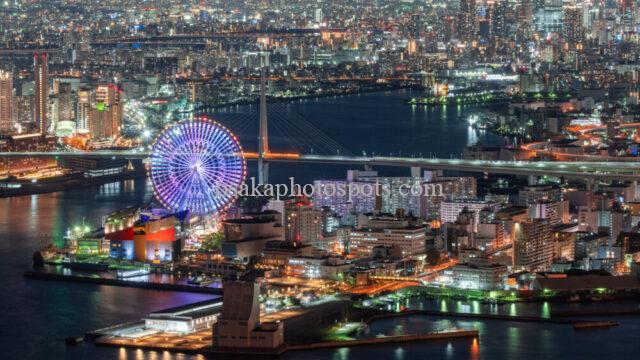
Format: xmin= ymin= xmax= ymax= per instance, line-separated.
xmin=1 ymin=151 xmax=640 ymax=180
xmin=0 ymin=48 xmax=59 ymax=56
xmin=91 ymin=29 xmax=347 ymax=47
xmin=269 ymin=154 xmax=640 ymax=181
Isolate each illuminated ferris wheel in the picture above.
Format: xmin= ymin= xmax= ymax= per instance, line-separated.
xmin=149 ymin=118 xmax=246 ymax=215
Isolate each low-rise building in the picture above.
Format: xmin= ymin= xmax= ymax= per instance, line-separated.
xmin=144 ymin=298 xmax=222 ymax=333
xmin=451 ymin=258 xmax=508 ymax=290
xmin=348 ymin=226 xmax=426 ymax=258
xmin=288 ymin=256 xmax=353 ymax=280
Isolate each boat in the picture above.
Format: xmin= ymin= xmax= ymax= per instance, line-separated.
xmin=568 ymin=294 xmax=580 ymax=302
xmin=117 ymin=268 xmax=150 ymax=278
xmin=65 ymin=336 xmax=83 ymax=345
xmin=199 ymin=277 xmax=214 ymax=287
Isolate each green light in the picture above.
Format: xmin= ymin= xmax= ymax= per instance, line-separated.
xmin=96 ymin=102 xmax=106 ymax=111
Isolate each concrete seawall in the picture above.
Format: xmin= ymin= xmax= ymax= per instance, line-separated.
xmin=402 ymin=309 xmax=577 ymax=324
xmin=24 ymin=271 xmax=223 ymax=295
xmin=363 ymin=309 xmax=620 ymax=328
xmin=552 ymin=309 xmax=640 ymax=317
xmin=286 ymin=330 xmax=479 ymax=351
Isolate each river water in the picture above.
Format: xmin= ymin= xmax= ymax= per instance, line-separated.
xmin=2 ymin=90 xmax=636 ymax=359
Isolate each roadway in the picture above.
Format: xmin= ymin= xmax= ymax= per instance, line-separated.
xmin=1 ymin=151 xmax=640 ymax=180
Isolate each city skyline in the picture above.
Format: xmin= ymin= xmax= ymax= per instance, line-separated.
xmin=2 ymin=1 xmax=640 ymax=359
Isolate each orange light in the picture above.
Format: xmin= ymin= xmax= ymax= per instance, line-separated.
xmin=471 ymin=337 xmax=480 ymax=360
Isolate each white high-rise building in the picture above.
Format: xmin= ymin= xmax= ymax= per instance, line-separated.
xmin=76 ymin=89 xmax=91 ymax=132
xmin=314 ymin=8 xmax=323 ymax=23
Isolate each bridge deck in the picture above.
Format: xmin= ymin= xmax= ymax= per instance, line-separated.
xmin=1 ymin=151 xmax=639 ymax=180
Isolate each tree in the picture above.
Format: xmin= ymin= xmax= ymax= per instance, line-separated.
xmin=201 ymin=232 xmax=223 ymax=251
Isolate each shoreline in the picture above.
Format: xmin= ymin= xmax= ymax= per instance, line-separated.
xmin=24 ymin=270 xmax=223 ymax=295
xmin=92 ymin=326 xmax=479 ymax=356
xmin=0 ymin=170 xmax=146 ymax=198
xmin=194 ymin=84 xmax=415 ymax=112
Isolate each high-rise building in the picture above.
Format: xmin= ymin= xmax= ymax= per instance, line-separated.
xmin=57 ymin=83 xmax=73 ymax=123
xmin=534 ymin=0 xmax=563 ymax=36
xmin=90 ymin=84 xmax=122 ymax=138
xmin=284 ymin=198 xmax=323 ymax=246
xmin=513 ymin=219 xmax=554 ymax=272
xmin=458 ymin=0 xmax=477 ymax=41
xmin=314 ymin=8 xmax=323 ymax=23
xmin=563 ymin=6 xmax=584 ymax=48
xmin=376 ymin=177 xmax=422 ymax=216
xmin=491 ymin=1 xmax=509 ymax=39
xmin=34 ymin=53 xmax=48 ymax=134
xmin=528 ymin=200 xmax=570 ymax=226
xmin=76 ymin=88 xmax=91 ymax=132
xmin=14 ymin=95 xmax=33 ymax=130
xmin=0 ymin=70 xmax=13 ymax=134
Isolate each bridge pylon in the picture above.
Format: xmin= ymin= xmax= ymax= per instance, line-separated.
xmin=258 ymin=67 xmax=270 ymax=184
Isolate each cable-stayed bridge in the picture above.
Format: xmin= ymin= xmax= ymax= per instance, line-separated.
xmin=2 ymin=151 xmax=640 ymax=181
xmin=2 ymin=73 xmax=640 ymax=182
